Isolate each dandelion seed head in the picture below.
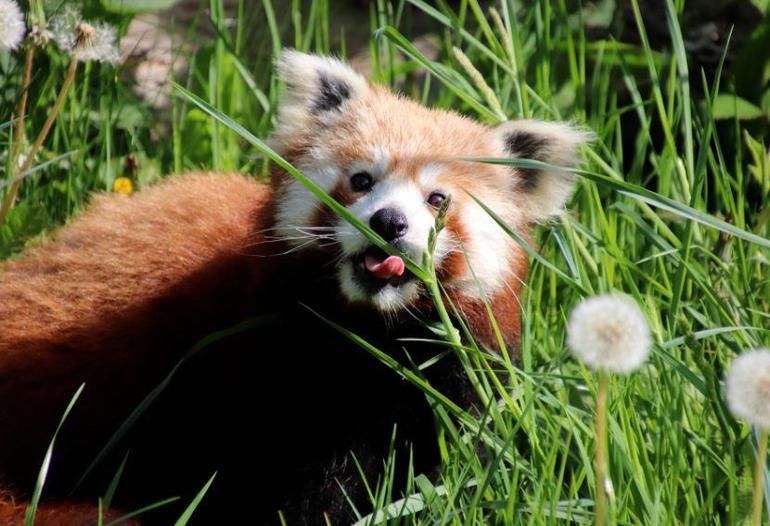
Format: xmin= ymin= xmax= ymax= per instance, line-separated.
xmin=51 ymin=7 xmax=118 ymax=63
xmin=725 ymin=349 xmax=770 ymax=429
xmin=51 ymin=5 xmax=80 ymax=50
xmin=75 ymin=21 xmax=97 ymax=48
xmin=567 ymin=293 xmax=651 ymax=374
xmin=74 ymin=22 xmax=117 ymax=63
xmin=0 ymin=0 xmax=26 ymax=51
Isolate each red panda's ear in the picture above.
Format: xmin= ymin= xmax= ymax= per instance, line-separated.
xmin=495 ymin=119 xmax=593 ymax=222
xmin=271 ymin=50 xmax=368 ymax=150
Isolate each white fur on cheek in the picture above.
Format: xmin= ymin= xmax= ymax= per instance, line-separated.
xmin=338 ymin=263 xmax=367 ymax=302
xmin=274 ymin=164 xmax=339 ymax=247
xmin=453 ymin=199 xmax=517 ymax=295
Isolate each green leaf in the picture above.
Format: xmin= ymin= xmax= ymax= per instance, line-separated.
xmin=25 ymin=384 xmax=86 ymax=526
xmin=463 ymin=157 xmax=770 ymax=250
xmin=103 ymin=451 xmax=130 ymax=508
xmin=744 ymin=130 xmax=770 ymax=193
xmin=374 ymin=25 xmax=499 ymax=122
xmin=103 ymin=497 xmax=181 ymax=526
xmin=100 ymin=0 xmax=183 ymax=13
xmin=174 ymin=472 xmax=218 ymax=526
xmin=711 ymin=94 xmax=765 ymax=120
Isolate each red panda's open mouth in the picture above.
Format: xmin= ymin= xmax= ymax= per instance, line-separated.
xmin=352 ymin=246 xmax=414 ymax=289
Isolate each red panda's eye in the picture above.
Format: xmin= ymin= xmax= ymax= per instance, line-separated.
xmin=427 ymin=192 xmax=446 ymax=209
xmin=350 ymin=172 xmax=373 ymax=192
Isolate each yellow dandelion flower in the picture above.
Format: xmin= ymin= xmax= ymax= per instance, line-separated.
xmin=113 ymin=177 xmax=133 ymax=194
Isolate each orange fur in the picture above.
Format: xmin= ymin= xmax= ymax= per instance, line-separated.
xmin=0 ymin=490 xmax=134 ymax=526
xmin=1 ymin=172 xmax=268 ymax=348
xmin=0 ymin=173 xmax=276 ymax=522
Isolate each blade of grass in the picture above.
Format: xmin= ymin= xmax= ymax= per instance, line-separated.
xmin=463 ymin=157 xmax=770 ymax=250
xmin=174 ymin=472 xmax=218 ymax=526
xmin=104 ymin=497 xmax=181 ymax=526
xmin=25 ymin=384 xmax=86 ymax=526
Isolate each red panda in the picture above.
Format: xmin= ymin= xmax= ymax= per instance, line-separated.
xmin=0 ymin=51 xmax=588 ymax=524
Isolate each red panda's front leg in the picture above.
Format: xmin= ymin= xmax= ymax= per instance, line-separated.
xmin=0 ymin=172 xmax=277 ymax=499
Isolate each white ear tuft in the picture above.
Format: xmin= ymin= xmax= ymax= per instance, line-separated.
xmin=496 ymin=119 xmax=593 ymax=221
xmin=271 ymin=51 xmax=368 ymax=151
xmin=277 ymin=50 xmax=367 ymax=114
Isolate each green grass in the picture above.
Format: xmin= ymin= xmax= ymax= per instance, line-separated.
xmin=2 ymin=0 xmax=770 ymax=524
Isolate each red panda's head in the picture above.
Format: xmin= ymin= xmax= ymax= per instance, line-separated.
xmin=269 ymin=51 xmax=590 ymax=314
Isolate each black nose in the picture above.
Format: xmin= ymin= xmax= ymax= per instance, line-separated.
xmin=369 ymin=207 xmax=408 ymax=241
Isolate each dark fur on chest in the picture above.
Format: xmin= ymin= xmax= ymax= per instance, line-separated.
xmin=41 ymin=259 xmax=476 ymax=525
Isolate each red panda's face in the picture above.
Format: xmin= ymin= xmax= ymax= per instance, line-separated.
xmin=269 ymin=51 xmax=589 ymax=313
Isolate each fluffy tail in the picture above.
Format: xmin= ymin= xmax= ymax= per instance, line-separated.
xmin=0 ymin=172 xmax=272 ymax=515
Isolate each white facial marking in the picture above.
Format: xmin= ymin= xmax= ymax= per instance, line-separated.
xmin=337 ymin=178 xmax=433 ymax=257
xmin=454 ymin=198 xmax=517 ymax=296
xmin=274 ymin=163 xmax=339 ymax=246
xmin=370 ymin=145 xmax=390 ymax=177
xmin=417 ymin=163 xmax=445 ymax=189
xmin=338 ymin=263 xmax=367 ymax=302
xmin=347 ymin=146 xmax=389 ymax=181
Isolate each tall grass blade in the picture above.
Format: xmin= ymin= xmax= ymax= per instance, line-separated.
xmin=25 ymin=384 xmax=86 ymax=526
xmin=174 ymin=472 xmax=218 ymax=526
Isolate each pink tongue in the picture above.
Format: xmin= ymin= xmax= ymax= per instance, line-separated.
xmin=365 ymin=254 xmax=405 ymax=279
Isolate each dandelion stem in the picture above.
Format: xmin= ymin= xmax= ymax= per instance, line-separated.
xmin=595 ymin=370 xmax=609 ymax=526
xmin=10 ymin=44 xmax=35 ymax=163
xmin=752 ymin=429 xmax=768 ymax=526
xmin=0 ymin=57 xmax=78 ymax=225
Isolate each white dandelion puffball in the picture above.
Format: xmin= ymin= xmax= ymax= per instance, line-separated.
xmin=725 ymin=349 xmax=770 ymax=429
xmin=51 ymin=7 xmax=118 ymax=64
xmin=73 ymin=22 xmax=118 ymax=63
xmin=567 ymin=293 xmax=652 ymax=374
xmin=0 ymin=0 xmax=25 ymax=51
xmin=50 ymin=6 xmax=80 ymax=50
